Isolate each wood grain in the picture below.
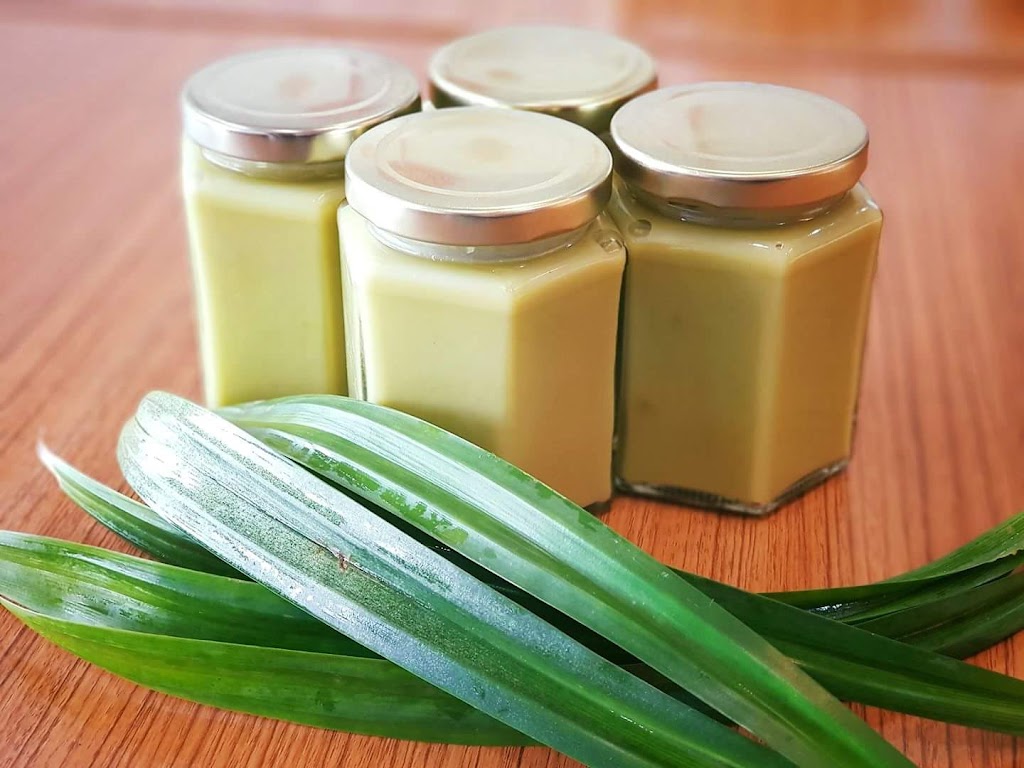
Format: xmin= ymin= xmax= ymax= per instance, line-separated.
xmin=0 ymin=4 xmax=1022 ymax=767
xmin=6 ymin=0 xmax=1024 ymax=72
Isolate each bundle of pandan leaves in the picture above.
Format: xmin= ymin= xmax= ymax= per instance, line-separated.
xmin=4 ymin=392 xmax=1024 ymax=767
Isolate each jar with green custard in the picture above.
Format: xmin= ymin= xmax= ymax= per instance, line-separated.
xmin=428 ymin=26 xmax=657 ymax=135
xmin=608 ymin=83 xmax=883 ymax=515
xmin=339 ymin=108 xmax=625 ymax=510
xmin=181 ymin=47 xmax=420 ymax=407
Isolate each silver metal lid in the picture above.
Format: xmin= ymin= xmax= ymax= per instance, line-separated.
xmin=345 ymin=107 xmax=613 ymax=246
xmin=182 ymin=47 xmax=421 ymax=165
xmin=428 ymin=26 xmax=657 ymax=135
xmin=611 ymin=82 xmax=870 ymax=210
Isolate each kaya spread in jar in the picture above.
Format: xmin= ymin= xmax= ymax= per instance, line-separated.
xmin=428 ymin=26 xmax=656 ymax=135
xmin=182 ymin=47 xmax=419 ymax=407
xmin=609 ymin=83 xmax=883 ymax=515
xmin=339 ymin=107 xmax=624 ymax=509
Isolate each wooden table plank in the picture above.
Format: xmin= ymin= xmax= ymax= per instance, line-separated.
xmin=0 ymin=13 xmax=1022 ymax=768
xmin=623 ymin=0 xmax=1024 ymax=73
xmin=5 ymin=0 xmax=1024 ymax=73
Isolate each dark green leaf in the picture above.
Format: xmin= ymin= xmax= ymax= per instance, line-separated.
xmin=887 ymin=513 xmax=1024 ymax=582
xmin=689 ymin=575 xmax=1024 ymax=735
xmin=45 ymin=441 xmax=1023 ymax=635
xmin=119 ymin=392 xmax=786 ymax=768
xmin=226 ymin=395 xmax=911 ymax=768
xmin=38 ymin=443 xmax=236 ymax=577
xmin=872 ymin=571 xmax=1024 ymax=659
xmin=0 ymin=530 xmax=367 ymax=656
xmin=3 ymin=600 xmax=529 ymax=745
xmin=7 ymin=529 xmax=1024 ymax=738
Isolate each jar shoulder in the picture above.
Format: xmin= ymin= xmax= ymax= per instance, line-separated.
xmin=340 ymin=205 xmax=624 ymax=294
xmin=607 ymin=181 xmax=881 ymax=269
xmin=182 ymin=139 xmax=347 ymax=211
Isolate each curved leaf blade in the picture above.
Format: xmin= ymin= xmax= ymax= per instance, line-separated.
xmin=226 ymin=395 xmax=912 ymax=768
xmin=689 ymin=575 xmax=1024 ymax=734
xmin=120 ymin=392 xmax=785 ymax=768
xmin=38 ymin=443 xmax=237 ymax=577
xmin=887 ymin=513 xmax=1024 ymax=582
xmin=45 ymin=443 xmax=1021 ymax=633
xmin=2 ymin=600 xmax=529 ymax=745
xmin=0 ymin=530 xmax=367 ymax=656
xmin=865 ymin=571 xmax=1024 ymax=659
xmin=6 ymin=529 xmax=1024 ymax=736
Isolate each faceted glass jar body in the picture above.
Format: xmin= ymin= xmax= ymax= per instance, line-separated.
xmin=182 ymin=141 xmax=348 ymax=407
xmin=180 ymin=46 xmax=419 ymax=407
xmin=339 ymin=208 xmax=626 ymax=509
xmin=609 ymin=183 xmax=883 ymax=514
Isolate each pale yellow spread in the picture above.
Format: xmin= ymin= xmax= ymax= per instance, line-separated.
xmin=182 ymin=140 xmax=347 ymax=407
xmin=339 ymin=207 xmax=625 ymax=508
xmin=609 ymin=183 xmax=882 ymax=507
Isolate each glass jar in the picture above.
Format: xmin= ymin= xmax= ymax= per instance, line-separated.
xmin=181 ymin=47 xmax=419 ymax=407
xmin=427 ymin=26 xmax=657 ymax=136
xmin=339 ymin=107 xmax=625 ymax=510
xmin=608 ymin=83 xmax=883 ymax=515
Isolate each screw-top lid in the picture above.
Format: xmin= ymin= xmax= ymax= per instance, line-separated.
xmin=345 ymin=107 xmax=613 ymax=246
xmin=428 ymin=26 xmax=657 ymax=135
xmin=611 ymin=82 xmax=870 ymax=210
xmin=182 ymin=47 xmax=421 ymax=165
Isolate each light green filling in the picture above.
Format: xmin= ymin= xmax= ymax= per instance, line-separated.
xmin=610 ymin=183 xmax=883 ymax=506
xmin=182 ymin=140 xmax=348 ymax=407
xmin=339 ymin=207 xmax=625 ymax=508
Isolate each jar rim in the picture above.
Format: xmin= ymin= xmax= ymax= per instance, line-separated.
xmin=610 ymin=82 xmax=869 ymax=210
xmin=182 ymin=47 xmax=420 ymax=165
xmin=428 ymin=26 xmax=657 ymax=135
xmin=344 ymin=107 xmax=613 ymax=246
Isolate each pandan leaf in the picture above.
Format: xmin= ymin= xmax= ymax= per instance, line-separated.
xmin=118 ymin=392 xmax=787 ymax=768
xmin=223 ymin=394 xmax=911 ymax=768
xmin=2 ymin=600 xmax=527 ymax=745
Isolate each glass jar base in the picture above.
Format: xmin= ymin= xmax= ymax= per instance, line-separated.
xmin=614 ymin=458 xmax=850 ymax=516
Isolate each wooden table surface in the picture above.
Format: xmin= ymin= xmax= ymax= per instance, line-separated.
xmin=1 ymin=2 xmax=1022 ymax=766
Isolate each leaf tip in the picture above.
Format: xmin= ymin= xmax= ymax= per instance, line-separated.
xmin=36 ymin=439 xmax=62 ymax=477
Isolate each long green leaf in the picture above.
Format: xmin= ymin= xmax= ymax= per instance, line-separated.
xmin=768 ymin=581 xmax=938 ymax=621
xmin=119 ymin=392 xmax=785 ymax=768
xmin=6 ymin=529 xmax=1024 ymax=736
xmin=922 ymin=595 xmax=1024 ymax=660
xmin=0 ymin=531 xmax=367 ymax=656
xmin=687 ymin=575 xmax=1024 ymax=734
xmin=2 ymin=600 xmax=529 ymax=745
xmin=887 ymin=513 xmax=1024 ymax=582
xmin=769 ymin=554 xmax=1022 ymax=622
xmin=44 ymin=441 xmax=1023 ymax=632
xmin=0 ymin=529 xmax=705 ymax=730
xmin=37 ymin=444 xmax=238 ymax=577
xmin=41 ymin=445 xmax=1024 ymax=677
xmin=866 ymin=571 xmax=1024 ymax=658
xmin=841 ymin=555 xmax=1024 ymax=625
xmin=225 ymin=395 xmax=911 ymax=768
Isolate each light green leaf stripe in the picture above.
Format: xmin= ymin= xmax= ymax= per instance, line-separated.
xmin=43 ymin=439 xmax=1024 ymax=629
xmin=118 ymin=392 xmax=786 ymax=768
xmin=37 ymin=443 xmax=1024 ymax=733
xmin=225 ymin=394 xmax=912 ymax=768
xmin=886 ymin=514 xmax=1024 ymax=582
xmin=38 ymin=443 xmax=237 ymax=577
xmin=5 ymin=528 xmax=1024 ymax=738
xmin=2 ymin=599 xmax=530 ymax=745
